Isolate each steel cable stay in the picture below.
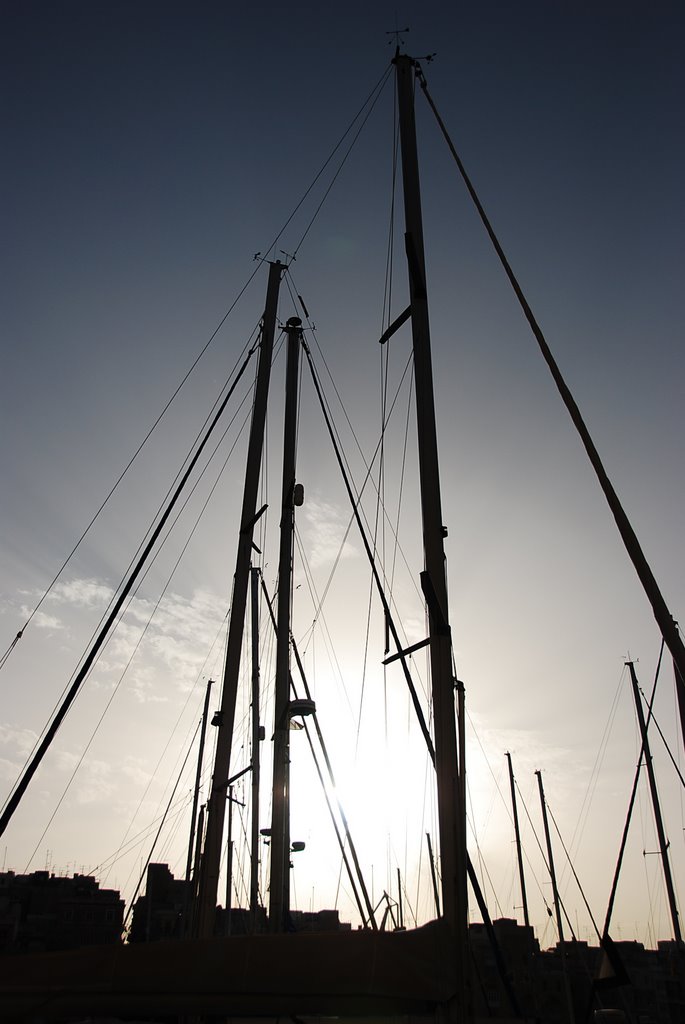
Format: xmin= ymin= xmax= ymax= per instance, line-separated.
xmin=292 ymin=344 xmax=430 ymax=679
xmin=94 ymin=792 xmax=194 ymax=878
xmin=262 ymin=65 xmax=392 ymax=263
xmin=302 ymin=322 xmax=520 ymax=988
xmin=1 ymin=65 xmax=393 ymax=675
xmin=1 ymin=61 xmax=389 ymax=671
xmin=569 ymin=664 xmax=628 ymax=865
xmin=286 ymin=278 xmax=431 ymax=632
xmin=292 ymin=526 xmax=358 ymax=724
xmin=291 ymin=70 xmax=393 ymax=258
xmin=603 ymin=641 xmax=667 ymax=937
xmin=637 ymin=684 xmax=685 ymax=791
xmin=0 ymin=314 xmax=261 ymax=675
xmin=513 ymin=779 xmax=563 ymax=926
xmin=9 ymin=387 xmax=252 ymax=843
xmin=542 ymin=800 xmax=621 ymax=1022
xmin=531 ymin=778 xmax=579 ymax=943
xmin=546 ymin=801 xmax=602 ymax=943
xmin=286 ymin=268 xmax=422 ymax=580
xmin=462 ymin=659 xmax=630 ymax=942
xmin=121 ymin=716 xmax=202 ymax=937
xmin=2 ymin=326 xmax=261 ymax=793
xmin=417 ymin=60 xmax=685 ymax=706
xmin=293 ymin=504 xmax=429 ymax=922
xmin=373 ymin=80 xmax=401 ymax=776
xmin=0 ymin=330 xmax=268 ymax=837
xmin=303 ymin=337 xmax=435 ymax=761
xmin=466 ymin=775 xmax=504 ymax=921
xmin=257 ymin=572 xmax=377 ymax=929
xmin=23 ymin=381 xmax=260 ymax=871
xmin=101 ymin=613 xmax=228 ymax=892
xmin=282 ymin=323 xmax=429 ymax=689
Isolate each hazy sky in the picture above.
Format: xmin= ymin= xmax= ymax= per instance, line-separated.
xmin=1 ymin=1 xmax=684 ymax=947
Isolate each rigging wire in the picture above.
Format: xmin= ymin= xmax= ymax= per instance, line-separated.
xmin=101 ymin=616 xmax=227 ymax=890
xmin=287 ymin=270 xmax=428 ymax=629
xmin=375 ymin=83 xmax=400 ymax=768
xmin=602 ymin=641 xmax=665 ymax=937
xmin=289 ymin=351 xmax=424 ymax=690
xmin=513 ymin=779 xmax=558 ymax=923
xmin=0 ymin=338 xmax=261 ymax=837
xmin=258 ymin=573 xmax=376 ymax=928
xmin=466 ymin=775 xmax=504 ymax=920
xmin=546 ymin=801 xmax=602 ymax=942
xmin=2 ymin=324 xmax=260 ymax=798
xmin=566 ymin=664 xmax=627 ymax=871
xmin=0 ymin=314 xmax=261 ymax=675
xmin=302 ymin=338 xmax=435 ymax=762
xmin=94 ymin=793 xmax=192 ymax=877
xmin=637 ymin=684 xmax=685 ymax=790
xmin=121 ymin=716 xmax=201 ymax=934
xmin=293 ymin=526 xmax=356 ymax=724
xmin=417 ymin=60 xmax=685 ymax=698
xmin=292 ymin=70 xmax=393 ymax=256
xmin=265 ymin=65 xmax=392 ymax=260
xmin=1 ymin=66 xmax=393 ymax=675
xmin=282 ymin=306 xmax=423 ymax=698
xmin=23 ymin=386 xmax=257 ymax=870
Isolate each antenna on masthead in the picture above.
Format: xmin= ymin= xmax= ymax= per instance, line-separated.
xmin=386 ymin=25 xmax=409 ymax=50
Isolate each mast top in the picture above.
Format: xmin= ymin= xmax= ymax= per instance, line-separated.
xmin=385 ymin=25 xmax=409 ymax=51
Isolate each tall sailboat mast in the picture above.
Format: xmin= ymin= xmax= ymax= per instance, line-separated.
xmin=196 ymin=260 xmax=284 ymax=938
xmin=627 ymin=660 xmax=682 ymax=942
xmin=394 ymin=49 xmax=467 ymax=976
xmin=506 ymin=751 xmax=530 ymax=928
xmin=536 ymin=770 xmax=576 ymax=1024
xmin=269 ymin=316 xmax=304 ymax=932
xmin=249 ymin=565 xmax=262 ymax=930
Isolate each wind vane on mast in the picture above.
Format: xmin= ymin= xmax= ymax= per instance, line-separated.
xmin=385 ymin=26 xmax=409 ymax=49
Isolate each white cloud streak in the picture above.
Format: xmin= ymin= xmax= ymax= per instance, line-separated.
xmin=303 ymin=499 xmax=358 ymax=569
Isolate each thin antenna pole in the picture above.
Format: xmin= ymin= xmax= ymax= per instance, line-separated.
xmin=397 ymin=867 xmax=404 ymax=929
xmin=627 ymin=661 xmax=682 ymax=942
xmin=226 ymin=785 xmax=234 ymax=936
xmin=182 ymin=678 xmax=213 ymax=934
xmin=269 ymin=317 xmax=303 ymax=932
xmin=260 ymin=574 xmax=377 ymax=929
xmin=673 ymin=649 xmax=685 ymax=757
xmin=426 ymin=832 xmax=441 ymax=919
xmin=506 ymin=751 xmax=530 ymax=928
xmin=249 ymin=567 xmax=261 ymax=931
xmin=185 ymin=679 xmax=214 ymax=886
xmin=536 ymin=771 xmax=575 ymax=1024
xmin=196 ymin=260 xmax=284 ymax=938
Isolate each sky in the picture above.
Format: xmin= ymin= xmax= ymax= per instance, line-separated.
xmin=1 ymin=1 xmax=684 ymax=949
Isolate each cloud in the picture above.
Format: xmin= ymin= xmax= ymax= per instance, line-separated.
xmin=48 ymin=579 xmax=114 ymax=609
xmin=303 ymin=499 xmax=358 ymax=569
xmin=120 ymin=587 xmax=227 ymax=692
xmin=29 ymin=610 xmax=64 ymax=631
xmin=0 ymin=724 xmax=39 ymax=785
xmin=0 ymin=723 xmax=39 ymax=759
xmin=7 ymin=576 xmax=227 ymax=704
xmin=120 ymin=758 xmax=152 ymax=788
xmin=51 ymin=748 xmax=118 ymax=805
xmin=0 ymin=757 xmax=21 ymax=782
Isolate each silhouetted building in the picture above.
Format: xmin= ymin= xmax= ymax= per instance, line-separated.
xmin=0 ymin=869 xmax=124 ymax=953
xmin=290 ymin=908 xmax=351 ymax=932
xmin=469 ymin=916 xmax=545 ymax=1019
xmin=467 ymin=919 xmax=685 ymax=1023
xmin=129 ymin=863 xmax=351 ymax=942
xmin=129 ymin=862 xmax=189 ymax=942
